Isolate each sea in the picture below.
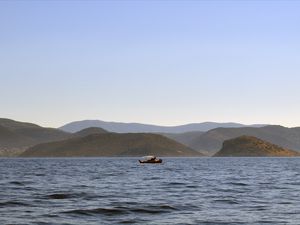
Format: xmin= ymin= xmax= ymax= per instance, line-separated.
xmin=1 ymin=157 xmax=300 ymax=225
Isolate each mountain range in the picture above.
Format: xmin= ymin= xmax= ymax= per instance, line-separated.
xmin=59 ymin=120 xmax=266 ymax=133
xmin=2 ymin=118 xmax=300 ymax=158
xmin=0 ymin=118 xmax=204 ymax=157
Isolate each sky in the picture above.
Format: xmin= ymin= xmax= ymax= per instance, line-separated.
xmin=0 ymin=1 xmax=300 ymax=128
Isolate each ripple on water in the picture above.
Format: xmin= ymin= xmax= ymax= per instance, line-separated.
xmin=9 ymin=181 xmax=25 ymax=186
xmin=0 ymin=200 xmax=32 ymax=207
xmin=63 ymin=207 xmax=127 ymax=216
xmin=227 ymin=182 xmax=249 ymax=186
xmin=43 ymin=192 xmax=96 ymax=200
xmin=212 ymin=199 xmax=240 ymax=205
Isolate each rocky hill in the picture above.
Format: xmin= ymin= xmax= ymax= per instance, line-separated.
xmin=214 ymin=136 xmax=300 ymax=157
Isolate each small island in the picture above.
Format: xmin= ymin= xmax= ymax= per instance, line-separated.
xmin=214 ymin=135 xmax=300 ymax=157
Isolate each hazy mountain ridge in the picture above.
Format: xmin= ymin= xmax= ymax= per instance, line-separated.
xmin=59 ymin=120 xmax=266 ymax=133
xmin=214 ymin=136 xmax=300 ymax=157
xmin=21 ymin=133 xmax=204 ymax=157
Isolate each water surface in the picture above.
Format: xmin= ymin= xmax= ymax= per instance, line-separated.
xmin=1 ymin=157 xmax=300 ymax=224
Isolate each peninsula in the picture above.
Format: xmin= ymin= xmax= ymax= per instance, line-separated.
xmin=214 ymin=136 xmax=300 ymax=157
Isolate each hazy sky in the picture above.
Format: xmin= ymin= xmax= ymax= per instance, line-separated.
xmin=1 ymin=1 xmax=300 ymax=128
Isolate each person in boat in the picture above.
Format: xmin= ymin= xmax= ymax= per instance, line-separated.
xmin=150 ymin=156 xmax=156 ymax=162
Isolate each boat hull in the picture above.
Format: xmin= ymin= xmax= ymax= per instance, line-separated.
xmin=139 ymin=159 xmax=162 ymax=163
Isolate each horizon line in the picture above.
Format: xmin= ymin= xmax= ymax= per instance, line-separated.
xmin=0 ymin=117 xmax=281 ymax=129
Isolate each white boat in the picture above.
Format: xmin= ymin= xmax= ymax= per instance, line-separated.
xmin=139 ymin=156 xmax=162 ymax=163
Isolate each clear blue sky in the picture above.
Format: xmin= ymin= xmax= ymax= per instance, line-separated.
xmin=1 ymin=1 xmax=300 ymax=128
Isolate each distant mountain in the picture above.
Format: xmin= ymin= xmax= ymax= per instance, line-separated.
xmin=0 ymin=118 xmax=72 ymax=156
xmin=21 ymin=133 xmax=204 ymax=157
xmin=59 ymin=120 xmax=266 ymax=133
xmin=165 ymin=125 xmax=300 ymax=155
xmin=214 ymin=136 xmax=300 ymax=157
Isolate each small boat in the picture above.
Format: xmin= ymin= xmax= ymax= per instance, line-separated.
xmin=139 ymin=156 xmax=162 ymax=163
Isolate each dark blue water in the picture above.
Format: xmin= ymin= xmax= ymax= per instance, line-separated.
xmin=1 ymin=157 xmax=300 ymax=225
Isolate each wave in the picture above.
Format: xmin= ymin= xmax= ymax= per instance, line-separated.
xmin=62 ymin=204 xmax=177 ymax=216
xmin=9 ymin=181 xmax=24 ymax=186
xmin=0 ymin=200 xmax=32 ymax=207
xmin=227 ymin=182 xmax=248 ymax=186
xmin=46 ymin=193 xmax=74 ymax=200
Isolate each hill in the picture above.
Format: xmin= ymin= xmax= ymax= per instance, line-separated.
xmin=21 ymin=133 xmax=204 ymax=157
xmin=165 ymin=125 xmax=300 ymax=155
xmin=214 ymin=136 xmax=300 ymax=157
xmin=0 ymin=118 xmax=72 ymax=156
xmin=0 ymin=118 xmax=40 ymax=130
xmin=161 ymin=131 xmax=204 ymax=147
xmin=0 ymin=125 xmax=35 ymax=156
xmin=59 ymin=120 xmax=266 ymax=133
xmin=74 ymin=127 xmax=108 ymax=137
